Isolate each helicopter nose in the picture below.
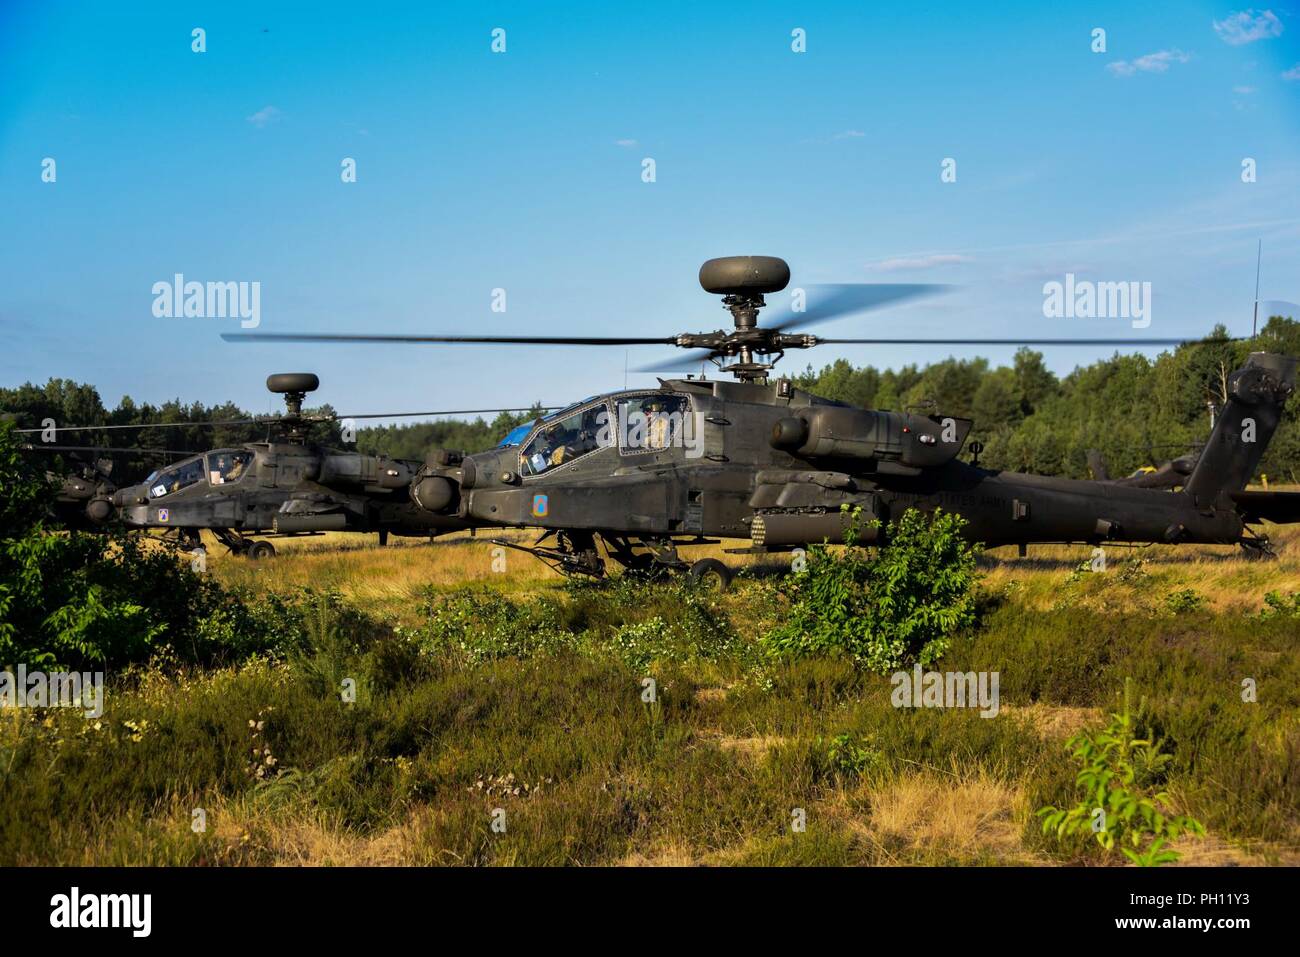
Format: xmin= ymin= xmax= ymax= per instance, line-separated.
xmin=118 ymin=504 xmax=152 ymax=525
xmin=412 ymin=476 xmax=455 ymax=512
xmin=112 ymin=486 xmax=147 ymax=508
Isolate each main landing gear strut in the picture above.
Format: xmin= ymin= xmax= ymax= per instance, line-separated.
xmin=211 ymin=528 xmax=276 ymax=560
xmin=1239 ymin=527 xmax=1277 ymax=561
xmin=489 ymin=531 xmax=735 ymax=590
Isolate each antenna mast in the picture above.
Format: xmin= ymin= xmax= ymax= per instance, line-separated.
xmin=1252 ymin=239 xmax=1262 ymax=340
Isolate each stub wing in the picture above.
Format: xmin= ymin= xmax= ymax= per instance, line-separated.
xmin=1232 ymin=490 xmax=1300 ymax=525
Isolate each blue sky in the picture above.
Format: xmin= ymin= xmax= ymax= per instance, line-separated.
xmin=3 ymin=0 xmax=1300 ymax=423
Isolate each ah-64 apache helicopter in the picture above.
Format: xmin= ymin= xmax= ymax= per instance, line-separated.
xmin=24 ymin=374 xmax=546 ymax=558
xmin=227 ymin=256 xmax=1300 ymax=587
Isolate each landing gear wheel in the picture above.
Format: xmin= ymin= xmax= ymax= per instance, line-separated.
xmin=247 ymin=540 xmax=276 ymax=561
xmin=1240 ymin=537 xmax=1277 ymax=561
xmin=688 ymin=558 xmax=733 ymax=591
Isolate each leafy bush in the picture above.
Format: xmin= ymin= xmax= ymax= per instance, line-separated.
xmin=414 ymin=577 xmax=745 ymax=671
xmin=416 ymin=588 xmax=571 ymax=663
xmin=0 ymin=424 xmax=165 ymax=667
xmin=1163 ymin=588 xmax=1205 ymax=615
xmin=1037 ymin=680 xmax=1205 ymax=866
xmin=822 ymin=732 xmax=884 ymax=781
xmin=764 ymin=507 xmax=981 ymax=673
xmin=1258 ymin=590 xmax=1300 ymax=620
xmin=0 ymin=422 xmax=324 ymax=669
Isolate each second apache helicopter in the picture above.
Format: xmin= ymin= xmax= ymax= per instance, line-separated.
xmin=28 ymin=374 xmax=545 ymax=558
xmin=228 ymin=255 xmax=1300 ymax=586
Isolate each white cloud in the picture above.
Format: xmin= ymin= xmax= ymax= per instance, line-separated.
xmin=614 ymin=138 xmax=638 ymax=148
xmin=1107 ymin=49 xmax=1191 ymax=77
xmin=867 ymin=254 xmax=974 ymax=272
xmin=1233 ymin=84 xmax=1257 ymax=93
xmin=1212 ymin=9 xmax=1283 ymax=46
xmin=832 ymin=129 xmax=866 ymax=140
xmin=246 ymin=105 xmax=282 ymax=128
xmin=1283 ymin=63 xmax=1300 ymax=80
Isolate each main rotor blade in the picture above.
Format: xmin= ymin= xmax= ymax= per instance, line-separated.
xmin=336 ymin=407 xmax=557 ymax=420
xmin=222 ymin=332 xmax=677 ymax=346
xmin=22 ymin=407 xmax=558 ymax=435
xmin=768 ymin=283 xmax=950 ymax=332
xmin=819 ymin=336 xmax=1228 ymax=346
xmin=22 ymin=444 xmax=192 ymax=457
xmin=1258 ymin=300 xmax=1299 ymax=313
xmin=15 ymin=418 xmax=265 ymax=434
xmin=633 ymin=350 xmax=716 ymax=373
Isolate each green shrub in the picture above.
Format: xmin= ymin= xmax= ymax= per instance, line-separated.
xmin=0 ymin=424 xmax=181 ymax=667
xmin=0 ymin=422 xmax=334 ymax=669
xmin=414 ymin=578 xmax=747 ymax=672
xmin=1038 ymin=680 xmax=1205 ymax=866
xmin=1163 ymin=588 xmax=1205 ymax=615
xmin=764 ymin=507 xmax=981 ymax=673
xmin=822 ymin=732 xmax=884 ymax=781
xmin=1259 ymin=590 xmax=1300 ymax=620
xmin=416 ymin=587 xmax=571 ymax=663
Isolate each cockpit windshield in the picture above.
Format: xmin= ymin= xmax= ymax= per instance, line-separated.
xmin=207 ymin=450 xmax=252 ymax=485
xmin=495 ymin=398 xmax=598 ymax=448
xmin=518 ymin=403 xmax=608 ymax=476
xmin=496 ymin=424 xmax=533 ymax=449
xmin=147 ymin=457 xmax=206 ymax=499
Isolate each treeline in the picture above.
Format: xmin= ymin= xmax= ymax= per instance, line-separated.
xmin=354 ymin=410 xmax=541 ymax=461
xmin=791 ymin=315 xmax=1300 ymax=483
xmin=0 ymin=381 xmax=543 ymax=484
xmin=5 ymin=315 xmax=1299 ymax=485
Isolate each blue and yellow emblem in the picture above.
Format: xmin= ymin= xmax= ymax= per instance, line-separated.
xmin=532 ymin=494 xmax=548 ymax=518
xmin=157 ymin=507 xmax=170 ymax=523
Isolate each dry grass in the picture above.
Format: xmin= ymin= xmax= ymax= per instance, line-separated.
xmin=194 ymin=510 xmax=1300 ymax=626
xmin=861 ymin=772 xmax=1034 ymax=864
xmin=982 ymin=520 xmax=1300 ymax=614
xmin=1005 ymin=704 xmax=1103 ymax=741
xmin=24 ymin=498 xmax=1293 ymax=867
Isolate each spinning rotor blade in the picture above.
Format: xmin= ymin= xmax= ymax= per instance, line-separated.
xmin=633 ymin=350 xmax=716 ymax=374
xmin=16 ymin=418 xmax=265 ymax=434
xmin=1258 ymin=300 xmax=1299 ymax=314
xmin=22 ymin=444 xmax=193 ymax=457
xmin=767 ymin=283 xmax=950 ymax=332
xmin=223 ymin=332 xmax=676 ymax=346
xmin=818 ymin=336 xmax=1227 ymax=347
xmin=334 ymin=407 xmax=557 ymax=420
xmin=19 ymin=406 xmax=555 ymax=436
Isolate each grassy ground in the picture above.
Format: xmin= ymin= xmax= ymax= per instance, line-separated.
xmin=2 ymin=520 xmax=1298 ymax=866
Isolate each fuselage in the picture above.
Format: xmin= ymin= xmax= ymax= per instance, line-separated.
xmin=412 ymin=374 xmax=1253 ymax=550
xmin=113 ymin=442 xmax=466 ymax=537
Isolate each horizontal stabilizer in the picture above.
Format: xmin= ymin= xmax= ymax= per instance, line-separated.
xmin=1231 ymin=490 xmax=1300 ymax=525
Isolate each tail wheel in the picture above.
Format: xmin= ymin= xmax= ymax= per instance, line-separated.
xmin=247 ymin=540 xmax=276 ymax=560
xmin=1240 ymin=537 xmax=1277 ymax=561
xmin=688 ymin=558 xmax=733 ymax=592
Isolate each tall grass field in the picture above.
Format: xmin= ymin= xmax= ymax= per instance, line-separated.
xmin=2 ymin=520 xmax=1298 ymax=866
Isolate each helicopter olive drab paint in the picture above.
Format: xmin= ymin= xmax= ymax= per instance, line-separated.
xmin=220 ymin=257 xmax=1300 ymax=585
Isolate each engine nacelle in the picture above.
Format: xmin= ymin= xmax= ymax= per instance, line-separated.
xmin=770 ymin=407 xmax=971 ymax=470
xmin=318 ymin=454 xmax=415 ymax=490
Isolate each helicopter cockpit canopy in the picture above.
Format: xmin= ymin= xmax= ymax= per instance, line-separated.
xmin=495 ymin=397 xmax=599 ymax=449
xmin=207 ymin=450 xmax=252 ymax=485
xmin=145 ymin=450 xmax=253 ymax=498
xmin=148 ymin=456 xmax=206 ymax=499
xmin=519 ymin=402 xmax=608 ymax=477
